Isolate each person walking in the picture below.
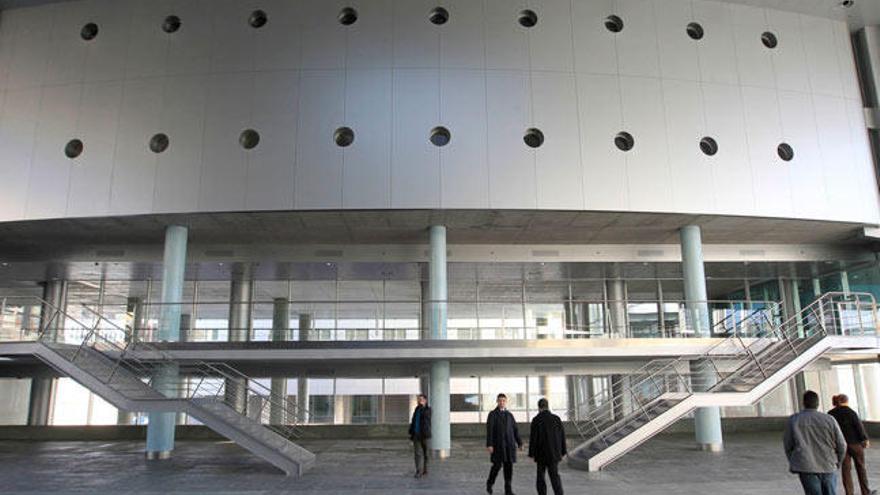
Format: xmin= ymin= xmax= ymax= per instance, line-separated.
xmin=486 ymin=393 xmax=522 ymax=495
xmin=784 ymin=390 xmax=848 ymax=495
xmin=408 ymin=394 xmax=432 ymax=478
xmin=828 ymin=394 xmax=877 ymax=495
xmin=528 ymin=398 xmax=567 ymax=495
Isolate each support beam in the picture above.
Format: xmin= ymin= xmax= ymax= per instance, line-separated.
xmin=146 ymin=225 xmax=187 ymax=460
xmin=226 ymin=265 xmax=252 ymax=414
xmin=297 ymin=307 xmax=311 ymax=423
xmin=428 ymin=225 xmax=450 ymax=458
xmin=270 ymin=298 xmax=289 ymax=425
xmin=680 ymin=225 xmax=723 ymax=453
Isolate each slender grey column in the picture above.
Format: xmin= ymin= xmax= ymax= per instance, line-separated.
xmin=226 ymin=267 xmax=252 ymax=414
xmin=680 ymin=225 xmax=723 ymax=452
xmin=296 ymin=307 xmax=311 ymax=423
xmin=605 ymin=277 xmax=627 ymax=338
xmin=146 ymin=225 xmax=187 ymax=460
xmin=270 ymin=298 xmax=289 ymax=425
xmin=125 ymin=297 xmax=143 ymax=344
xmin=178 ymin=313 xmax=191 ymax=343
xmin=429 ymin=225 xmax=451 ymax=458
xmin=28 ymin=279 xmax=67 ymax=426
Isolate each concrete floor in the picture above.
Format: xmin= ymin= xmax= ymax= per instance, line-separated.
xmin=1 ymin=433 xmax=878 ymax=494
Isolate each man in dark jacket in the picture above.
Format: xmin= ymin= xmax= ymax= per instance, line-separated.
xmin=408 ymin=394 xmax=432 ymax=478
xmin=528 ymin=398 xmax=567 ymax=495
xmin=784 ymin=390 xmax=847 ymax=495
xmin=486 ymin=393 xmax=522 ymax=495
xmin=828 ymin=394 xmax=876 ymax=495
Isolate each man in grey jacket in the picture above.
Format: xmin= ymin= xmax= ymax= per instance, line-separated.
xmin=784 ymin=390 xmax=848 ymax=495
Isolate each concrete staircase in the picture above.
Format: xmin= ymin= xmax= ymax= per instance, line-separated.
xmin=11 ymin=302 xmax=315 ymax=477
xmin=568 ymin=292 xmax=878 ymax=472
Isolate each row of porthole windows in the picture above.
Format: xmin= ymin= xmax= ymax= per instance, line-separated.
xmin=76 ymin=8 xmax=782 ymax=49
xmin=61 ymin=130 xmax=795 ymax=162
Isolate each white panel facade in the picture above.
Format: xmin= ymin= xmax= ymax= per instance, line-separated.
xmin=0 ymin=0 xmax=874 ymax=225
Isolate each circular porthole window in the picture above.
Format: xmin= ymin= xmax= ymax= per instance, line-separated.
xmin=777 ymin=142 xmax=794 ymax=161
xmin=338 ymin=7 xmax=358 ymax=26
xmin=239 ymin=129 xmax=260 ymax=150
xmin=429 ymin=7 xmax=449 ymax=25
xmin=149 ymin=133 xmax=170 ymax=154
xmin=604 ymin=15 xmax=624 ymax=33
xmin=699 ymin=136 xmax=718 ymax=156
xmin=518 ymin=10 xmax=538 ymax=28
xmin=65 ymin=139 xmax=84 ymax=159
xmin=80 ymin=22 xmax=99 ymax=41
xmin=524 ymin=128 xmax=545 ymax=148
xmin=430 ymin=126 xmax=451 ymax=147
xmin=334 ymin=127 xmax=355 ymax=147
xmin=761 ymin=31 xmax=778 ymax=49
xmin=614 ymin=132 xmax=634 ymax=152
xmin=686 ymin=22 xmax=704 ymax=40
xmin=162 ymin=15 xmax=181 ymax=34
xmin=249 ymin=10 xmax=268 ymax=28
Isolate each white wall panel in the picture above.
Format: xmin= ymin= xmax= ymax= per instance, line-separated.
xmin=619 ymin=76 xmax=671 ymax=212
xmin=301 ymin=0 xmax=346 ymax=70
xmin=81 ymin=0 xmax=131 ymax=83
xmin=295 ymin=70 xmax=345 ymax=209
xmin=24 ymin=84 xmax=80 ymax=220
xmin=391 ymin=69 xmax=440 ymax=208
xmin=741 ymin=86 xmax=791 ymax=217
xmin=343 ymin=69 xmax=392 ymax=208
xmin=663 ymin=79 xmax=713 ymax=213
xmin=210 ymin=0 xmax=256 ymax=74
xmin=245 ymin=71 xmax=298 ymax=211
xmin=0 ymin=88 xmax=40 ymax=221
xmin=731 ymin=4 xmax=773 ymax=89
xmin=765 ymin=10 xmax=809 ymax=94
xmin=845 ymin=99 xmax=880 ymax=223
xmin=701 ymin=82 xmax=755 ymax=215
xmin=439 ymin=69 xmax=488 ymax=208
xmin=109 ymin=79 xmax=162 ymax=215
xmin=253 ymin=0 xmax=302 ymax=71
xmin=484 ymin=0 xmax=529 ymax=71
xmin=571 ymin=0 xmax=617 ymax=75
xmin=833 ymin=21 xmax=861 ymax=101
xmin=654 ymin=0 xmax=699 ymax=82
xmin=528 ymin=0 xmax=574 ymax=73
xmin=153 ymin=75 xmax=207 ymax=214
xmin=197 ymin=73 xmax=252 ymax=212
xmin=7 ymin=7 xmax=53 ymax=90
xmin=440 ymin=0 xmax=485 ymax=70
xmin=486 ymin=70 xmax=534 ymax=208
xmin=164 ymin=0 xmax=214 ymax=76
xmin=777 ymin=90 xmax=826 ymax=219
xmin=346 ymin=0 xmax=393 ymax=69
xmin=392 ymin=0 xmax=438 ymax=68
xmin=123 ymin=0 xmax=170 ymax=79
xmin=800 ymin=16 xmax=842 ymax=98
xmin=578 ymin=74 xmax=627 ymax=210
xmin=615 ymin=0 xmax=660 ymax=78
xmin=67 ymin=81 xmax=121 ymax=217
xmin=812 ymin=95 xmax=854 ymax=220
xmin=44 ymin=2 xmax=88 ymax=86
xmin=693 ymin=1 xmax=738 ymax=85
xmin=532 ymin=71 xmax=582 ymax=209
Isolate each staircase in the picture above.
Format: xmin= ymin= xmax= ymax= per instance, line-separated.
xmin=0 ymin=298 xmax=315 ymax=477
xmin=568 ymin=292 xmax=878 ymax=472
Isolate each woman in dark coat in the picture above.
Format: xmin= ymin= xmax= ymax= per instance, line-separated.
xmin=408 ymin=394 xmax=432 ymax=478
xmin=485 ymin=393 xmax=522 ymax=495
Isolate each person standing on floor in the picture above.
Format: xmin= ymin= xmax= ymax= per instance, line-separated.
xmin=528 ymin=398 xmax=567 ymax=495
xmin=784 ymin=390 xmax=848 ymax=495
xmin=828 ymin=394 xmax=877 ymax=495
xmin=486 ymin=393 xmax=522 ymax=495
xmin=408 ymin=394 xmax=432 ymax=478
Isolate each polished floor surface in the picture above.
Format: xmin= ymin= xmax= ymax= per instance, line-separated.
xmin=1 ymin=432 xmax=878 ymax=494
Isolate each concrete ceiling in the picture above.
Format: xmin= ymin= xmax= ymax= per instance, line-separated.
xmin=2 ymin=0 xmax=879 ymax=31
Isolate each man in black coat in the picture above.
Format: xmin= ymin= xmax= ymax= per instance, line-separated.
xmin=528 ymin=398 xmax=567 ymax=495
xmin=828 ymin=394 xmax=876 ymax=495
xmin=408 ymin=394 xmax=432 ymax=478
xmin=486 ymin=393 xmax=522 ymax=495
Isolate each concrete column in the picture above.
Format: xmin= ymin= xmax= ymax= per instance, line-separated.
xmin=270 ymin=298 xmax=289 ymax=425
xmin=146 ymin=225 xmax=187 ymax=460
xmin=605 ymin=265 xmax=627 ymax=338
xmin=178 ymin=313 xmax=191 ymax=343
xmin=27 ymin=377 xmax=55 ymax=426
xmin=296 ymin=308 xmax=310 ymax=423
xmin=428 ymin=225 xmax=451 ymax=458
xmin=125 ymin=297 xmax=143 ymax=344
xmin=225 ymin=266 xmax=252 ymax=414
xmin=28 ymin=279 xmax=67 ymax=426
xmin=680 ymin=225 xmax=723 ymax=452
